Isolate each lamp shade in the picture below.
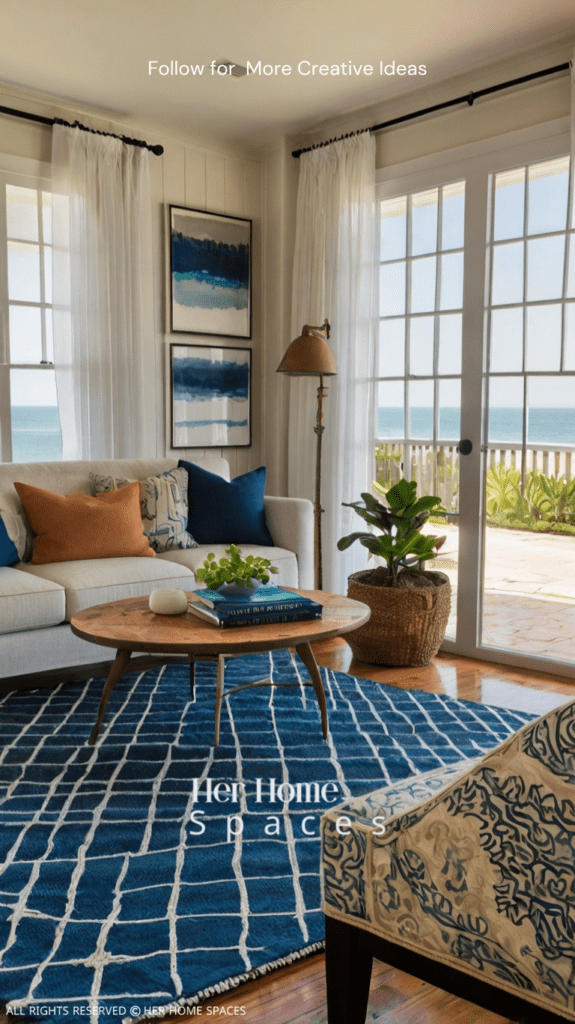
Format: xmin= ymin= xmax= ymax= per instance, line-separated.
xmin=277 ymin=321 xmax=337 ymax=377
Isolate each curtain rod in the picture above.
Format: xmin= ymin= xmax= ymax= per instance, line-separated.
xmin=292 ymin=61 xmax=571 ymax=158
xmin=0 ymin=104 xmax=164 ymax=156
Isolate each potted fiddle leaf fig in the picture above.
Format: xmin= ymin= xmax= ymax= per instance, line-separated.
xmin=337 ymin=478 xmax=451 ymax=667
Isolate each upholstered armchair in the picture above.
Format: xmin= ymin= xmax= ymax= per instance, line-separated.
xmin=321 ymin=698 xmax=575 ymax=1024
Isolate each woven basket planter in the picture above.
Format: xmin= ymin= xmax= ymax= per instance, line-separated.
xmin=346 ymin=569 xmax=451 ymax=667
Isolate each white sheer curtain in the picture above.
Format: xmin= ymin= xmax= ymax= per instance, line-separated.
xmin=289 ymin=132 xmax=376 ymax=594
xmin=51 ymin=124 xmax=155 ymax=460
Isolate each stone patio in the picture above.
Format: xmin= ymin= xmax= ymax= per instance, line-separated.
xmin=432 ymin=523 xmax=575 ymax=662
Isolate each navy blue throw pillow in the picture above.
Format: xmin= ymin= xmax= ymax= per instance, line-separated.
xmin=0 ymin=515 xmax=19 ymax=567
xmin=178 ymin=462 xmax=274 ymax=546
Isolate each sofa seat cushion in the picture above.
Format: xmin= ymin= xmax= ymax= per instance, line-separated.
xmin=0 ymin=566 xmax=65 ymax=634
xmin=18 ymin=557 xmax=194 ymax=619
xmin=157 ymin=544 xmax=299 ymax=589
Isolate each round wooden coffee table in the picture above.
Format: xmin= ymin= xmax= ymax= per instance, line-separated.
xmin=70 ymin=589 xmax=370 ymax=746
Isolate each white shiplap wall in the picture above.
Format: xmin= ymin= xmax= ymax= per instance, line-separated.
xmin=154 ymin=143 xmax=263 ymax=477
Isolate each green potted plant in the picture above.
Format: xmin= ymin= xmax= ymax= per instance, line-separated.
xmin=337 ymin=478 xmax=451 ymax=666
xmin=196 ymin=543 xmax=279 ymax=597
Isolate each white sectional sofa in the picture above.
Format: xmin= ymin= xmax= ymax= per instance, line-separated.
xmin=0 ymin=456 xmax=313 ymax=683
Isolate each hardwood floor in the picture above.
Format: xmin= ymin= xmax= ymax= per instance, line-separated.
xmin=174 ymin=640 xmax=575 ymax=1024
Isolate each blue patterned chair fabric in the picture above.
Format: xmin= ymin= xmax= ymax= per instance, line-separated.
xmin=322 ymin=698 xmax=575 ymax=1020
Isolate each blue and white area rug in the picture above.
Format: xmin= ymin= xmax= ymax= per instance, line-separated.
xmin=0 ymin=651 xmax=536 ymax=1018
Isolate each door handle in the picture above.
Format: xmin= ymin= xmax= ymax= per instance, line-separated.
xmin=457 ymin=440 xmax=473 ymax=455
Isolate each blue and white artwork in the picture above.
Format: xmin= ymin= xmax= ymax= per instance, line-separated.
xmin=170 ymin=206 xmax=251 ymax=338
xmin=171 ymin=344 xmax=251 ymax=448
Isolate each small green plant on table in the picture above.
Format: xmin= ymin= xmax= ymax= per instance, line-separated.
xmin=195 ymin=543 xmax=279 ymax=590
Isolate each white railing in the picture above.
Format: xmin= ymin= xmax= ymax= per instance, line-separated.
xmin=375 ymin=440 xmax=575 ymax=514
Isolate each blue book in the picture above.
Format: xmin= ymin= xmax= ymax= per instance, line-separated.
xmin=187 ymin=599 xmax=322 ymax=629
xmin=193 ymin=585 xmax=322 ymax=617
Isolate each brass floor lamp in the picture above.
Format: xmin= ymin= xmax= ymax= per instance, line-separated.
xmin=277 ymin=319 xmax=337 ymax=590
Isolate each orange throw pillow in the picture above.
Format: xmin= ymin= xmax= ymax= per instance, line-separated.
xmin=14 ymin=480 xmax=155 ymax=565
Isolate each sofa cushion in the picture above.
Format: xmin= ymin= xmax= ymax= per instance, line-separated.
xmin=90 ymin=468 xmax=198 ymax=553
xmin=178 ymin=461 xmax=274 ymax=546
xmin=157 ymin=544 xmax=299 ymax=589
xmin=0 ymin=566 xmax=65 ymax=634
xmin=18 ymin=557 xmax=194 ymax=619
xmin=0 ymin=515 xmax=18 ymax=567
xmin=14 ymin=481 xmax=154 ymax=564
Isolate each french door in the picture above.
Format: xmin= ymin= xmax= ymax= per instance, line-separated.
xmin=377 ymin=119 xmax=575 ymax=677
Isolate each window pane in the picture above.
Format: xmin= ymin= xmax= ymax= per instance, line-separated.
xmin=10 ymin=369 xmax=62 ymax=462
xmin=378 ymin=381 xmax=404 ymax=438
xmin=9 ymin=305 xmax=42 ymax=363
xmin=525 ymin=304 xmax=561 ymax=371
xmin=380 ymin=262 xmax=405 ymax=316
xmin=565 ymin=304 xmax=575 ymax=370
xmin=8 ymin=241 xmax=41 ymax=302
xmin=408 ymin=379 xmax=434 ymax=439
xmin=380 ymin=196 xmax=406 ymax=261
xmin=41 ymin=191 xmax=52 ymax=244
xmin=440 ymin=252 xmax=463 ymax=310
xmin=528 ymin=157 xmax=569 ymax=236
xmin=488 ymin=376 xmax=524 ymax=443
xmin=438 ymin=378 xmax=461 ymax=439
xmin=411 ymin=188 xmax=438 ymax=256
xmin=378 ymin=319 xmax=405 ymax=377
xmin=490 ymin=307 xmax=523 ymax=372
xmin=410 ymin=256 xmax=436 ymax=313
xmin=45 ymin=309 xmax=54 ymax=363
xmin=6 ymin=184 xmax=38 ymax=241
xmin=491 ymin=241 xmax=523 ymax=305
xmin=441 ymin=181 xmax=464 ymax=250
xmin=566 ymin=236 xmax=575 ymax=298
xmin=527 ymin=235 xmax=565 ymax=301
xmin=409 ymin=316 xmax=434 ymax=376
xmin=438 ymin=313 xmax=462 ymax=375
xmin=44 ymin=246 xmax=52 ymax=303
xmin=493 ymin=167 xmax=525 ymax=241
xmin=528 ymin=376 xmax=575 ymax=444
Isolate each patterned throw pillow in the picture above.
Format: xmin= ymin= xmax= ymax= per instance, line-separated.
xmin=90 ymin=468 xmax=197 ymax=553
xmin=0 ymin=506 xmax=30 ymax=564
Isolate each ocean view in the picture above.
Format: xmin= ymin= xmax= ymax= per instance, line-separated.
xmin=379 ymin=406 xmax=575 ymax=445
xmin=10 ymin=405 xmax=575 ymax=462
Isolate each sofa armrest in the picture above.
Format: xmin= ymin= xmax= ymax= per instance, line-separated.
xmin=322 ymin=699 xmax=575 ymax=1019
xmin=264 ymin=495 xmax=314 ymax=590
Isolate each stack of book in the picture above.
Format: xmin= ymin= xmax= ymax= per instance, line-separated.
xmin=187 ymin=585 xmax=323 ymax=629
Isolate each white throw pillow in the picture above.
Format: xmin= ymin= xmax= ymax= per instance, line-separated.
xmin=90 ymin=467 xmax=197 ymax=553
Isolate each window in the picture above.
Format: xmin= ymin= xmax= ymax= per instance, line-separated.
xmin=0 ymin=172 xmax=62 ymax=462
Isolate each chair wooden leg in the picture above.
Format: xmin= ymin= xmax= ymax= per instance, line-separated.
xmin=325 ymin=916 xmax=373 ymax=1024
xmin=88 ymin=648 xmax=132 ymax=745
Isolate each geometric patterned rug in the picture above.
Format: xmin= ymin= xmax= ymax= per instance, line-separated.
xmin=0 ymin=650 xmax=536 ymax=1019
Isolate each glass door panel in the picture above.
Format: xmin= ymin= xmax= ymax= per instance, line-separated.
xmin=481 ymin=155 xmax=575 ymax=664
xmin=378 ymin=182 xmax=464 ymax=640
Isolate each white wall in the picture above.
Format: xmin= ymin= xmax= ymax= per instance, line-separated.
xmin=0 ymin=85 xmax=264 ymax=478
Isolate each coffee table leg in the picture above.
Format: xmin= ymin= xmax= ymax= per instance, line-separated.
xmin=295 ymin=642 xmax=328 ymax=739
xmin=189 ymin=656 xmax=196 ymax=701
xmin=88 ymin=648 xmax=132 ymax=745
xmin=214 ymin=654 xmax=225 ymax=746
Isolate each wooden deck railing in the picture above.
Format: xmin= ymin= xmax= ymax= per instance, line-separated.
xmin=375 ymin=441 xmax=575 ymax=515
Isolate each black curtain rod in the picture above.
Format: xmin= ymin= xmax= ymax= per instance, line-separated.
xmin=0 ymin=104 xmax=164 ymax=156
xmin=292 ymin=61 xmax=571 ymax=158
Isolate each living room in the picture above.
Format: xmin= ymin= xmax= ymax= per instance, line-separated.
xmin=1 ymin=2 xmax=575 ymax=1023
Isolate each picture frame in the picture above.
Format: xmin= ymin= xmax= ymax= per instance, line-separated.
xmin=170 ymin=343 xmax=251 ymax=449
xmin=169 ymin=205 xmax=252 ymax=338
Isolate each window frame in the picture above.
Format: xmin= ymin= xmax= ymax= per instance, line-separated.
xmin=0 ymin=155 xmax=57 ymax=463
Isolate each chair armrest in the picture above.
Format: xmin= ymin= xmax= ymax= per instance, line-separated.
xmin=264 ymin=495 xmax=314 ymax=590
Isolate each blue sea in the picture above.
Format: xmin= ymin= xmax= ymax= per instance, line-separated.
xmin=379 ymin=407 xmax=575 ymax=445
xmin=11 ymin=406 xmax=62 ymax=462
xmin=7 ymin=405 xmax=575 ymax=463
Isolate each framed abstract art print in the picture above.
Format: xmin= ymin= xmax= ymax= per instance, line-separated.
xmin=170 ymin=343 xmax=251 ymax=449
xmin=169 ymin=205 xmax=252 ymax=338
